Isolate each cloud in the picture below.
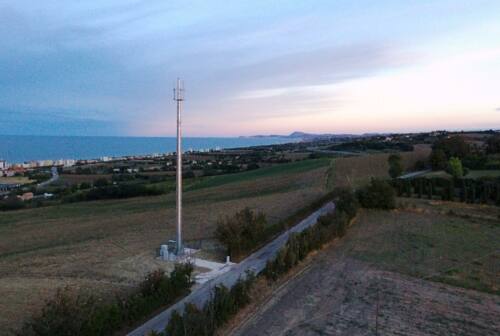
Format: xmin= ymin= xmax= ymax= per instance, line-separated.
xmin=2 ymin=1 xmax=500 ymax=136
xmin=0 ymin=108 xmax=127 ymax=136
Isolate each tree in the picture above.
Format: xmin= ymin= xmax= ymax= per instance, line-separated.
xmin=434 ymin=136 xmax=470 ymax=159
xmin=94 ymin=177 xmax=109 ymax=187
xmin=388 ymin=154 xmax=403 ymax=178
xmin=356 ymin=179 xmax=396 ymax=210
xmin=486 ymin=134 xmax=500 ymax=154
xmin=215 ymin=208 xmax=266 ymax=258
xmin=429 ymin=149 xmax=448 ymax=171
xmin=447 ymin=157 xmax=464 ymax=179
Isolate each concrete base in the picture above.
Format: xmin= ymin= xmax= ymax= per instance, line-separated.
xmin=159 ymin=245 xmax=198 ymax=262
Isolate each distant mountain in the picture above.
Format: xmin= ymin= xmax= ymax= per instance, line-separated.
xmin=243 ymin=131 xmax=365 ymax=140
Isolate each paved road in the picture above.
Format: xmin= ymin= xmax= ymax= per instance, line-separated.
xmin=398 ymin=169 xmax=431 ymax=179
xmin=37 ymin=166 xmax=59 ymax=189
xmin=127 ymin=202 xmax=335 ymax=336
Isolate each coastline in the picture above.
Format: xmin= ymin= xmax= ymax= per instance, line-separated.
xmin=0 ymin=135 xmax=299 ymax=166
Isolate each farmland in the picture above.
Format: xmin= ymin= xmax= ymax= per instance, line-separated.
xmin=0 ymin=146 xmax=434 ymax=334
xmin=0 ymin=158 xmax=330 ymax=334
xmin=328 ymin=144 xmax=431 ymax=188
xmin=233 ymin=198 xmax=500 ymax=336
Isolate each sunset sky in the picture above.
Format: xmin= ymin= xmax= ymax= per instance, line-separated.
xmin=2 ymin=0 xmax=500 ymax=136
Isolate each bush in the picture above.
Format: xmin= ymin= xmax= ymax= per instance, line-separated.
xmin=0 ymin=195 xmax=26 ymax=211
xmin=356 ymin=179 xmax=396 ymax=209
xmin=21 ymin=264 xmax=193 ymax=336
xmin=163 ymin=274 xmax=255 ymax=336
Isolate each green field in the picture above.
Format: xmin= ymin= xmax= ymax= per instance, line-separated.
xmin=186 ymin=158 xmax=330 ymax=191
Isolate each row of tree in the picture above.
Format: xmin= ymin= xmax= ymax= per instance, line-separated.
xmin=430 ymin=135 xmax=500 ymax=171
xmin=158 ymin=274 xmax=255 ymax=336
xmin=61 ymin=183 xmax=164 ymax=203
xmin=392 ymin=177 xmax=500 ymax=205
xmin=21 ymin=264 xmax=194 ymax=336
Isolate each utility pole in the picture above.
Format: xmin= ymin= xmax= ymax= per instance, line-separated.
xmin=174 ymin=78 xmax=184 ymax=255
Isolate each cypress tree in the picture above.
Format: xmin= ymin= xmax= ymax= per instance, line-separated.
xmin=496 ymin=183 xmax=500 ymax=206
xmin=460 ymin=179 xmax=466 ymax=202
xmin=405 ymin=180 xmax=412 ymax=197
xmin=472 ymin=182 xmax=476 ymax=204
xmin=418 ymin=178 xmax=423 ymax=198
xmin=449 ymin=179 xmax=455 ymax=201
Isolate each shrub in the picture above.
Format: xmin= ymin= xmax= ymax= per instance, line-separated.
xmin=163 ymin=274 xmax=255 ymax=336
xmin=356 ymin=179 xmax=396 ymax=209
xmin=0 ymin=195 xmax=26 ymax=211
xmin=264 ymin=189 xmax=358 ymax=281
xmin=21 ymin=264 xmax=193 ymax=336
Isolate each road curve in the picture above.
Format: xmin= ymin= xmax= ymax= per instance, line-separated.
xmin=398 ymin=169 xmax=431 ymax=179
xmin=127 ymin=201 xmax=335 ymax=336
xmin=37 ymin=166 xmax=59 ymax=189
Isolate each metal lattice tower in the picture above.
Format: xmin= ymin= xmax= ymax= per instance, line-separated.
xmin=173 ymin=78 xmax=184 ymax=255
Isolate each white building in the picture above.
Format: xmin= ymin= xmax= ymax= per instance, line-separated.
xmin=0 ymin=160 xmax=6 ymax=170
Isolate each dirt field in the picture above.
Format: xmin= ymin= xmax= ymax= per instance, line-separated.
xmin=0 ymin=159 xmax=330 ymax=334
xmin=232 ymin=201 xmax=500 ymax=336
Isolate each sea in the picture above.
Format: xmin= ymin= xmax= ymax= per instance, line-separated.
xmin=0 ymin=135 xmax=296 ymax=163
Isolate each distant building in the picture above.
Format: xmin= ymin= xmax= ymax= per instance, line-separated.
xmin=0 ymin=160 xmax=6 ymax=170
xmin=56 ymin=159 xmax=76 ymax=167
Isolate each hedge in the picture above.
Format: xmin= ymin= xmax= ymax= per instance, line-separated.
xmin=392 ymin=177 xmax=500 ymax=205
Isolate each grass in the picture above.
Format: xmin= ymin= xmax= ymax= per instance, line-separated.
xmin=346 ymin=201 xmax=500 ymax=294
xmin=186 ymin=158 xmax=330 ymax=191
xmin=0 ymin=176 xmax=34 ymax=185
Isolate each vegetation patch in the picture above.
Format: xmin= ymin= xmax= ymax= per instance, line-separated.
xmin=21 ymin=264 xmax=193 ymax=336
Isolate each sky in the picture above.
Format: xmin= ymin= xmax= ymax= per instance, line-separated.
xmin=1 ymin=0 xmax=500 ymax=137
